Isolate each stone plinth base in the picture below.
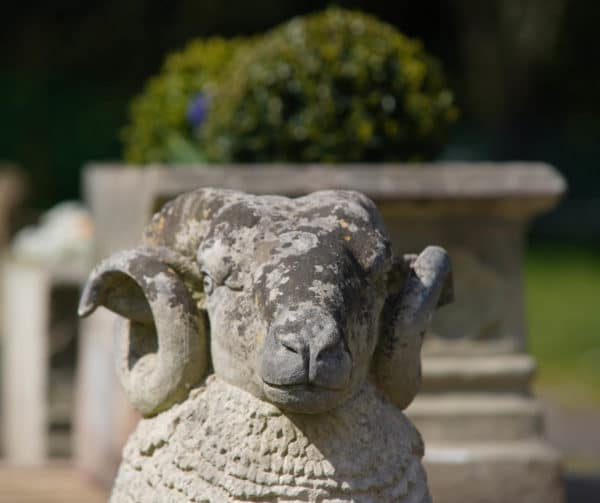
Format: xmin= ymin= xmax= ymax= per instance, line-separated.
xmin=408 ymin=355 xmax=564 ymax=503
xmin=424 ymin=442 xmax=563 ymax=503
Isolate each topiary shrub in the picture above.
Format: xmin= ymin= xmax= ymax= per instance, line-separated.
xmin=122 ymin=8 xmax=458 ymax=164
xmin=201 ymin=8 xmax=458 ymax=162
xmin=122 ymin=37 xmax=242 ymax=163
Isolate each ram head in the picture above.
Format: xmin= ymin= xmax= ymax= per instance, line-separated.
xmin=79 ymin=188 xmax=452 ymax=416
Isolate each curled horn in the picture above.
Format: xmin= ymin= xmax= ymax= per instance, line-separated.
xmin=374 ymin=246 xmax=453 ymax=410
xmin=78 ymin=246 xmax=208 ymax=416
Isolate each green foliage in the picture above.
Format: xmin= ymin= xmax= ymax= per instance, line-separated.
xmin=526 ymin=242 xmax=600 ymax=405
xmin=202 ymin=8 xmax=458 ymax=162
xmin=122 ymin=37 xmax=241 ymax=163
xmin=122 ymin=8 xmax=458 ymax=164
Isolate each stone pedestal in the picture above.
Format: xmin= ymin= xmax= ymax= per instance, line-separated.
xmin=79 ymin=162 xmax=565 ymax=500
xmin=410 ymin=355 xmax=563 ymax=502
xmin=372 ymin=172 xmax=565 ymax=502
xmin=1 ymin=260 xmax=86 ymax=464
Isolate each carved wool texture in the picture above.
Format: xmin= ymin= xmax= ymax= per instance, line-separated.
xmin=111 ymin=376 xmax=430 ymax=503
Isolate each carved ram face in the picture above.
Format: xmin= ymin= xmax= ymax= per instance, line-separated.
xmin=79 ymin=189 xmax=452 ymax=416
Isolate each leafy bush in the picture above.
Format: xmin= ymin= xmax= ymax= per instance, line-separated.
xmin=202 ymin=8 xmax=458 ymax=162
xmin=122 ymin=8 xmax=458 ymax=164
xmin=122 ymin=37 xmax=241 ymax=163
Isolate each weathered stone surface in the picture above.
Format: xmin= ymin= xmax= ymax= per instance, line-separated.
xmin=419 ymin=354 xmax=536 ymax=393
xmin=423 ymin=441 xmax=563 ymax=503
xmin=84 ymin=162 xmax=565 ymax=208
xmin=409 ymin=393 xmax=544 ymax=443
xmin=11 ymin=201 xmax=94 ymax=270
xmin=111 ymin=376 xmax=429 ymax=503
xmin=80 ymin=188 xmax=453 ymax=501
xmin=406 ymin=353 xmax=564 ymax=503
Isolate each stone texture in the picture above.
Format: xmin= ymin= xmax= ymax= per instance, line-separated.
xmin=80 ymin=188 xmax=453 ymax=501
xmin=409 ymin=393 xmax=544 ymax=443
xmin=1 ymin=260 xmax=50 ymax=464
xmin=423 ymin=442 xmax=563 ymax=503
xmin=111 ymin=376 xmax=429 ymax=503
xmin=1 ymin=259 xmax=87 ymax=464
xmin=11 ymin=201 xmax=93 ymax=270
xmin=420 ymin=354 xmax=536 ymax=393
xmin=406 ymin=354 xmax=564 ymax=503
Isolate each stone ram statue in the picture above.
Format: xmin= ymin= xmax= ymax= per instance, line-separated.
xmin=79 ymin=188 xmax=452 ymax=503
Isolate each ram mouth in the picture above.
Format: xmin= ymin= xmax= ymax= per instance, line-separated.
xmin=262 ymin=381 xmax=351 ymax=413
xmin=262 ymin=381 xmax=345 ymax=392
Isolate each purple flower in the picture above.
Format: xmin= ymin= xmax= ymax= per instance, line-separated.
xmin=187 ymin=93 xmax=209 ymax=128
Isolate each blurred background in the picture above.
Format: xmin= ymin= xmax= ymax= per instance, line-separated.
xmin=0 ymin=1 xmax=599 ymax=501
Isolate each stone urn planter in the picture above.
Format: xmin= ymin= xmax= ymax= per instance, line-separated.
xmin=78 ymin=161 xmax=565 ymax=502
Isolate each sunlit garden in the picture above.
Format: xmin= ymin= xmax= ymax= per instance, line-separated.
xmin=1 ymin=2 xmax=599 ymax=502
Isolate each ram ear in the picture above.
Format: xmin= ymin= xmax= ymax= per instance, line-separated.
xmin=373 ymin=246 xmax=453 ymax=410
xmin=78 ymin=247 xmax=209 ymax=417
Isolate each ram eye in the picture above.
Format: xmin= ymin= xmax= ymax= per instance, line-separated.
xmin=224 ymin=274 xmax=244 ymax=291
xmin=202 ymin=274 xmax=215 ymax=295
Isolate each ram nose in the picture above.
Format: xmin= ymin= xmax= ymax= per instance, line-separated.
xmin=260 ymin=313 xmax=352 ymax=390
